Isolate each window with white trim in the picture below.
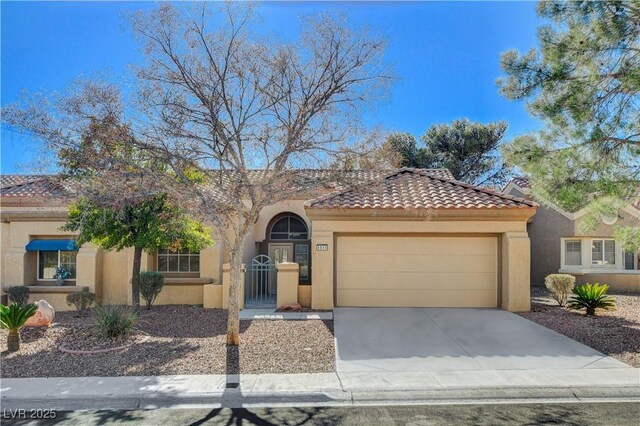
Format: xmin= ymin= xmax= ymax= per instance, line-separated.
xmin=624 ymin=251 xmax=639 ymax=270
xmin=564 ymin=240 xmax=582 ymax=266
xmin=157 ymin=249 xmax=200 ymax=272
xmin=591 ymin=239 xmax=615 ymax=266
xmin=38 ymin=251 xmax=77 ymax=280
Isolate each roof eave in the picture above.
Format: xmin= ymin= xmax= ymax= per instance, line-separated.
xmin=304 ymin=206 xmax=538 ymax=222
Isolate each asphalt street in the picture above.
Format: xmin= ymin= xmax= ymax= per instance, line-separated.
xmin=2 ymin=402 xmax=639 ymax=425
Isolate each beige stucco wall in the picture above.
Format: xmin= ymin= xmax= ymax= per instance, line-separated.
xmin=305 ymin=211 xmax=534 ymax=312
xmin=100 ymin=249 xmax=130 ymax=304
xmin=154 ymin=284 xmax=205 ymax=305
xmin=526 ymin=206 xmax=573 ymax=287
xmin=573 ymin=209 xmax=638 ymax=237
xmin=298 ymin=285 xmax=311 ymax=308
xmin=3 ymin=201 xmax=536 ymax=311
xmin=203 ymin=283 xmax=223 ymax=308
xmin=505 ymin=186 xmax=640 ymax=291
xmin=1 ymin=222 xmax=8 ymax=288
xmin=2 ymin=218 xmax=82 ymax=288
xmin=1 ymin=207 xmax=220 ymax=308
xmin=276 ymin=262 xmax=299 ymax=307
xmin=253 ymin=200 xmax=311 ymax=242
xmin=574 ymin=273 xmax=639 ymax=293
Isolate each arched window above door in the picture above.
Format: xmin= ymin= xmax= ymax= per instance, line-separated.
xmin=269 ymin=215 xmax=308 ymax=240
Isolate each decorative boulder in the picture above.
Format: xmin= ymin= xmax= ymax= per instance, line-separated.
xmin=278 ymin=303 xmax=302 ymax=312
xmin=24 ymin=300 xmax=55 ymax=327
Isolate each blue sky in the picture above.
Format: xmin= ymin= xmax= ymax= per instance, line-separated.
xmin=1 ymin=1 xmax=542 ymax=174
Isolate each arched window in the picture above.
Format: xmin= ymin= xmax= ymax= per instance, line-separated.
xmin=270 ymin=215 xmax=308 ymax=240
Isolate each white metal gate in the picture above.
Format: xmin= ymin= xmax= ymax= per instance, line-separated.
xmin=244 ymin=255 xmax=277 ymax=307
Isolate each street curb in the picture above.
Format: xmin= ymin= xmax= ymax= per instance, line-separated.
xmin=3 ymin=386 xmax=639 ymax=410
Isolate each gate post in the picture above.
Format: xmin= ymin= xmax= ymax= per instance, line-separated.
xmin=276 ymin=262 xmax=299 ymax=307
xmin=222 ymin=263 xmax=246 ymax=309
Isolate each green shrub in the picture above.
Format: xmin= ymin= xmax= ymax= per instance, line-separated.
xmin=0 ymin=303 xmax=38 ymax=352
xmin=94 ymin=305 xmax=138 ymax=339
xmin=567 ymin=283 xmax=616 ymax=316
xmin=544 ymin=274 xmax=576 ymax=307
xmin=66 ymin=291 xmax=96 ymax=316
xmin=7 ymin=286 xmax=30 ymax=307
xmin=140 ymin=271 xmax=165 ymax=310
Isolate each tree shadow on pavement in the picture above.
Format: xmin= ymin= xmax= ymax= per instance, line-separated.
xmin=188 ymin=407 xmax=343 ymax=426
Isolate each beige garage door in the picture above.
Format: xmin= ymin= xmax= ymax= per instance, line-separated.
xmin=336 ymin=236 xmax=498 ymax=307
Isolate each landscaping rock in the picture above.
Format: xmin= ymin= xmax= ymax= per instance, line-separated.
xmin=1 ymin=304 xmax=335 ymax=378
xmin=24 ymin=300 xmax=55 ymax=327
xmin=278 ymin=303 xmax=302 ymax=312
xmin=519 ymin=288 xmax=640 ymax=368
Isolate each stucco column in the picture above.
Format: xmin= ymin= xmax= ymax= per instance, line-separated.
xmin=222 ymin=263 xmax=245 ymax=309
xmin=3 ymin=247 xmax=28 ymax=287
xmin=311 ymin=230 xmax=334 ymax=309
xmin=276 ymin=262 xmax=299 ymax=307
xmin=200 ymin=243 xmax=221 ymax=283
xmin=76 ymin=244 xmax=103 ymax=296
xmin=501 ymin=231 xmax=531 ymax=312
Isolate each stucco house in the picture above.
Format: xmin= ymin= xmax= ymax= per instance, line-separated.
xmin=503 ymin=177 xmax=640 ymax=292
xmin=1 ymin=168 xmax=537 ymax=311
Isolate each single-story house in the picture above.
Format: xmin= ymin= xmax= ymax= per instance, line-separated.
xmin=1 ymin=168 xmax=537 ymax=311
xmin=503 ymin=177 xmax=640 ymax=292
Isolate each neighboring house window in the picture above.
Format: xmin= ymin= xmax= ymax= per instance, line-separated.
xmin=564 ymin=240 xmax=582 ymax=266
xmin=270 ymin=216 xmax=308 ymax=240
xmin=624 ymin=251 xmax=638 ymax=270
xmin=38 ymin=251 xmax=77 ymax=280
xmin=157 ymin=249 xmax=200 ymax=272
xmin=591 ymin=239 xmax=615 ymax=266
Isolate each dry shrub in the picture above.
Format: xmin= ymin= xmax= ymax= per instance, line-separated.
xmin=544 ymin=274 xmax=576 ymax=307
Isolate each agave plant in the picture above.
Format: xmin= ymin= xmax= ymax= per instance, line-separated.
xmin=0 ymin=303 xmax=38 ymax=352
xmin=567 ymin=283 xmax=616 ymax=316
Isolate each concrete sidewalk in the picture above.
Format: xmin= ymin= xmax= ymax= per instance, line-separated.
xmin=2 ymin=367 xmax=639 ymax=410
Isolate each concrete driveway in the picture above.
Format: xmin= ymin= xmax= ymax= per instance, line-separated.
xmin=334 ymin=308 xmax=627 ymax=373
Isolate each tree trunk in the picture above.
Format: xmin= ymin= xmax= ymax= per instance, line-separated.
xmin=227 ymin=254 xmax=243 ymax=346
xmin=7 ymin=330 xmax=20 ymax=352
xmin=131 ymin=246 xmax=143 ymax=313
xmin=586 ymin=306 xmax=596 ymax=316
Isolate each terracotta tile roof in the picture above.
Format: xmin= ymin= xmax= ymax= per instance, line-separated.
xmin=504 ymin=176 xmax=531 ymax=190
xmin=0 ymin=169 xmax=456 ymax=200
xmin=0 ymin=177 xmax=73 ymax=199
xmin=305 ymin=168 xmax=538 ymax=210
xmin=0 ymin=175 xmax=49 ymax=188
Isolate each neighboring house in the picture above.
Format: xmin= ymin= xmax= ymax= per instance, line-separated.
xmin=503 ymin=177 xmax=640 ymax=292
xmin=1 ymin=168 xmax=537 ymax=311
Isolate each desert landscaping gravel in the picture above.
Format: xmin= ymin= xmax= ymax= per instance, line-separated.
xmin=0 ymin=305 xmax=335 ymax=378
xmin=518 ymin=288 xmax=640 ymax=368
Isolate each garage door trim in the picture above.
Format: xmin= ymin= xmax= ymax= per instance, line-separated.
xmin=334 ymin=233 xmax=501 ymax=308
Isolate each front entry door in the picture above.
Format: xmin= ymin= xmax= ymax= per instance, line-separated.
xmin=269 ymin=243 xmax=293 ymax=265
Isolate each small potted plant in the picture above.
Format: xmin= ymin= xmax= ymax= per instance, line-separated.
xmin=54 ymin=267 xmax=71 ymax=286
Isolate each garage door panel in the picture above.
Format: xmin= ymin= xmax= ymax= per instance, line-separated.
xmin=339 ymin=236 xmax=496 ymax=255
xmin=336 ymin=235 xmax=498 ymax=308
xmin=338 ymin=254 xmax=496 ymax=273
xmin=337 ymin=289 xmax=497 ymax=308
xmin=337 ymin=271 xmax=497 ymax=291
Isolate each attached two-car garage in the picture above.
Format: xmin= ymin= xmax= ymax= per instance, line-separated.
xmin=335 ymin=235 xmax=498 ymax=308
xmin=304 ymin=168 xmax=537 ymax=312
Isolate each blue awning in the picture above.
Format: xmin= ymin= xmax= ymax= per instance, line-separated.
xmin=25 ymin=239 xmax=78 ymax=252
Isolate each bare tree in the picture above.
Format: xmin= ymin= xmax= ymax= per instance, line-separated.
xmin=3 ymin=2 xmax=390 ymax=346
xmin=129 ymin=3 xmax=390 ymax=345
xmin=2 ymin=82 xmax=217 ymax=313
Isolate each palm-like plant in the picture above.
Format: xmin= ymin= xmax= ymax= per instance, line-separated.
xmin=0 ymin=303 xmax=38 ymax=352
xmin=567 ymin=283 xmax=616 ymax=316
